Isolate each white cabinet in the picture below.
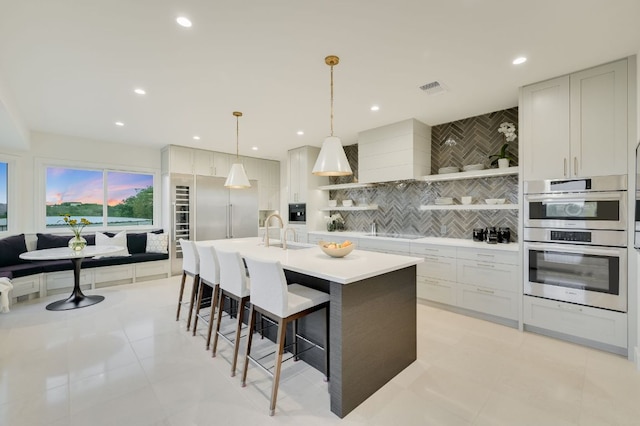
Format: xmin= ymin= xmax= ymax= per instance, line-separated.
xmin=411 ymin=245 xmax=457 ymax=305
xmin=166 ymin=145 xmax=195 ymax=174
xmin=288 ymin=147 xmax=311 ymax=203
xmin=257 ymin=159 xmax=280 ymax=211
xmin=193 ymin=149 xmax=214 ymax=176
xmin=524 ymin=295 xmax=627 ymax=349
xmin=212 ymin=152 xmax=230 ymax=177
xmin=521 ymin=58 xmax=629 ymax=180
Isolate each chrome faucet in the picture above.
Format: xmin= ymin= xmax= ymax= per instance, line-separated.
xmin=283 ymin=227 xmax=297 ymax=249
xmin=264 ymin=213 xmax=284 ymax=248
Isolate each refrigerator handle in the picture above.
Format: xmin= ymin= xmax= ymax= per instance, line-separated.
xmin=229 ymin=204 xmax=233 ymax=238
xmin=171 ymin=202 xmax=176 ymax=241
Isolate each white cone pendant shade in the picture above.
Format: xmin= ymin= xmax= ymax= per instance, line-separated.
xmin=225 ymin=163 xmax=251 ymax=188
xmin=225 ymin=111 xmax=251 ymax=189
xmin=312 ymin=136 xmax=352 ymax=176
xmin=312 ymin=55 xmax=353 ymax=177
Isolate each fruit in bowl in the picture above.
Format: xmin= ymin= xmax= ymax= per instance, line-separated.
xmin=319 ymin=240 xmax=355 ymax=258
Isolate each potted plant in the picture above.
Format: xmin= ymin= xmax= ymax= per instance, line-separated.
xmin=489 ymin=122 xmax=517 ymax=168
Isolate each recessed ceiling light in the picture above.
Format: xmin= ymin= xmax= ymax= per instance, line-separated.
xmin=134 ymin=88 xmax=146 ymax=95
xmin=512 ymin=56 xmax=527 ymax=65
xmin=297 ymin=130 xmax=304 ymax=136
xmin=115 ymin=121 xmax=124 ymax=127
xmin=176 ymin=16 xmax=192 ymax=28
xmin=193 ymin=135 xmax=200 ymax=140
xmin=370 ymin=105 xmax=380 ymax=111
xmin=251 ymin=146 xmax=258 ymax=151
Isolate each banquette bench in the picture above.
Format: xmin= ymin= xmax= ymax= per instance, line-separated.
xmin=0 ymin=231 xmax=170 ymax=305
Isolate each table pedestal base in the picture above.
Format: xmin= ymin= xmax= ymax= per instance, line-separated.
xmin=46 ymin=294 xmax=105 ymax=311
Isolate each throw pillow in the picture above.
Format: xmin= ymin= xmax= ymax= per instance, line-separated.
xmin=95 ymin=231 xmax=130 ymax=257
xmin=146 ymin=232 xmax=168 ymax=254
xmin=0 ymin=234 xmax=28 ymax=267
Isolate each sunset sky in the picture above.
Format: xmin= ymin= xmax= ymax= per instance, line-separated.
xmin=46 ymin=168 xmax=152 ymax=206
xmin=0 ymin=162 xmax=7 ymax=204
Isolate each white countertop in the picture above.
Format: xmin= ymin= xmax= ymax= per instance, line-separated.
xmin=308 ymin=231 xmax=519 ymax=252
xmin=197 ymin=237 xmax=422 ymax=285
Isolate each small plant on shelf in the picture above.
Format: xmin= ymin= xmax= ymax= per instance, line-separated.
xmin=489 ymin=122 xmax=517 ymax=168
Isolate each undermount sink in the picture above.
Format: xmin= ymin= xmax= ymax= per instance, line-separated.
xmin=365 ymin=233 xmax=424 ymax=240
xmin=270 ymin=243 xmax=311 ymax=250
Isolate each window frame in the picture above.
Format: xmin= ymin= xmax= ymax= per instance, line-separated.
xmin=0 ymin=154 xmax=16 ymax=236
xmin=37 ymin=158 xmax=160 ymax=233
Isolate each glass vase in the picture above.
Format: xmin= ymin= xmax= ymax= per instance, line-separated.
xmin=68 ymin=235 xmax=87 ymax=251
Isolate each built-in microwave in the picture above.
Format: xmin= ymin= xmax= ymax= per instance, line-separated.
xmin=288 ymin=203 xmax=306 ymax=223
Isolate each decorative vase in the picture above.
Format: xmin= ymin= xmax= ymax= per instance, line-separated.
xmin=498 ymin=158 xmax=510 ymax=169
xmin=68 ymin=235 xmax=87 ymax=251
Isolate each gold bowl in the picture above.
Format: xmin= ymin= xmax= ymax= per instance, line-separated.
xmin=319 ymin=241 xmax=355 ymax=258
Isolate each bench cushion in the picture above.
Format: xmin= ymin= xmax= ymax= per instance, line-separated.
xmin=1 ymin=262 xmax=45 ymax=278
xmin=0 ymin=234 xmax=28 ymax=267
xmin=83 ymin=253 xmax=168 ymax=268
xmin=37 ymin=233 xmax=96 ymax=250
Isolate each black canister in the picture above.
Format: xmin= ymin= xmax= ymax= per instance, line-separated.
xmin=472 ymin=228 xmax=485 ymax=242
xmin=498 ymin=227 xmax=511 ymax=243
xmin=485 ymin=227 xmax=498 ymax=244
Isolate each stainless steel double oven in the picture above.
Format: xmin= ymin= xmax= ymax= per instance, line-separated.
xmin=524 ymin=175 xmax=628 ymax=312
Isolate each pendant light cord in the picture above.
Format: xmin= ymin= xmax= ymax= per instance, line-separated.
xmin=330 ymin=63 xmax=334 ymax=137
xmin=236 ymin=115 xmax=240 ymax=160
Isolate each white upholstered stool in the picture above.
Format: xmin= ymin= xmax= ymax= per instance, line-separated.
xmin=241 ymin=256 xmax=330 ymax=416
xmin=176 ymin=239 xmax=200 ymax=331
xmin=193 ymin=244 xmax=221 ymax=349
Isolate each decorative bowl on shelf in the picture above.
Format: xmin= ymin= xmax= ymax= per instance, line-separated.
xmin=328 ymin=200 xmax=337 ymax=207
xmin=438 ymin=166 xmax=460 ymax=174
xmin=485 ymin=198 xmax=506 ymax=205
xmin=462 ymin=164 xmax=485 ymax=172
xmin=341 ymin=199 xmax=353 ymax=207
xmin=435 ymin=197 xmax=454 ymax=205
xmin=319 ymin=240 xmax=355 ymax=258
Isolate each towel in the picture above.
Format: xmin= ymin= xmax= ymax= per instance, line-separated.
xmin=0 ymin=277 xmax=13 ymax=313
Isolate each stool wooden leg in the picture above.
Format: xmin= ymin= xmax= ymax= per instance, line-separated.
xmin=205 ymin=284 xmax=219 ymax=350
xmin=186 ymin=274 xmax=199 ymax=331
xmin=293 ymin=319 xmax=299 ymax=361
xmin=230 ymin=296 xmax=248 ymax=377
xmin=176 ymin=271 xmax=187 ymax=321
xmin=269 ymin=317 xmax=287 ymax=416
xmin=212 ymin=290 xmax=224 ymax=357
xmin=241 ymin=305 xmax=257 ymax=387
xmin=192 ymin=279 xmax=204 ymax=336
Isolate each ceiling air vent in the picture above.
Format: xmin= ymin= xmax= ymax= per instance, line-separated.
xmin=419 ymin=80 xmax=447 ymax=95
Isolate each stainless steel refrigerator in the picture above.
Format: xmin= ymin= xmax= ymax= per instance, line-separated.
xmin=168 ymin=173 xmax=258 ymax=275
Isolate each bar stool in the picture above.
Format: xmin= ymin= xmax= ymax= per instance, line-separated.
xmin=193 ymin=244 xmax=220 ymax=349
xmin=176 ymin=239 xmax=200 ymax=331
xmin=212 ymin=248 xmax=250 ymax=377
xmin=241 ymin=256 xmax=330 ymax=416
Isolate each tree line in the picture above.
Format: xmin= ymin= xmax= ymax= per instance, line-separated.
xmin=46 ymin=187 xmax=153 ymax=219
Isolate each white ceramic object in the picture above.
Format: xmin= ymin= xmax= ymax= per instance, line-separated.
xmin=462 ymin=164 xmax=485 ymax=172
xmin=435 ymin=197 xmax=453 ymax=205
xmin=498 ymin=158 xmax=510 ymax=169
xmin=485 ymin=198 xmax=506 ymax=205
xmin=328 ymin=200 xmax=337 ymax=207
xmin=342 ymin=199 xmax=353 ymax=207
xmin=461 ymin=196 xmax=473 ymax=205
xmin=438 ymin=166 xmax=460 ymax=174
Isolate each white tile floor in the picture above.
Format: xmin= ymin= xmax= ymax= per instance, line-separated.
xmin=1 ymin=276 xmax=640 ymax=425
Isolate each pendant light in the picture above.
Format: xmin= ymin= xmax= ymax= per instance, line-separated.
xmin=312 ymin=55 xmax=353 ymax=176
xmin=224 ymin=111 xmax=251 ymax=189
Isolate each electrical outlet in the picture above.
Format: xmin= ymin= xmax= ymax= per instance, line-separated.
xmin=440 ymin=225 xmax=447 ymax=234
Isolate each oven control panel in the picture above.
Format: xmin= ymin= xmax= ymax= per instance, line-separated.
xmin=550 ymin=230 xmax=592 ymax=243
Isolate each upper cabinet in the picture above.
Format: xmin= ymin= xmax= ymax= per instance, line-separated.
xmin=358 ymin=118 xmax=431 ymax=183
xmin=521 ymin=58 xmax=629 ymax=181
xmin=288 ymin=146 xmax=324 ymax=203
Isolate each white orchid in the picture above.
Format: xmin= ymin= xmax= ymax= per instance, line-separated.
xmin=498 ymin=122 xmax=517 ymax=142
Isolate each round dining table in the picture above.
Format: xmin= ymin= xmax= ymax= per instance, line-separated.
xmin=20 ymin=245 xmax=123 ymax=311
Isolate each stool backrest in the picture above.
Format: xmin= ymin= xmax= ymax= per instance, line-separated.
xmin=179 ymin=239 xmax=199 ymax=275
xmin=216 ymin=249 xmax=249 ymax=297
xmin=195 ymin=244 xmax=220 ymax=285
xmin=244 ymin=256 xmax=288 ymax=318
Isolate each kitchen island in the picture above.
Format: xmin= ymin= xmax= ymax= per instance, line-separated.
xmin=199 ymin=237 xmax=422 ymax=418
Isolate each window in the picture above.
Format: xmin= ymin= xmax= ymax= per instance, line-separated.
xmin=46 ymin=167 xmax=154 ymax=229
xmin=0 ymin=162 xmax=7 ymax=231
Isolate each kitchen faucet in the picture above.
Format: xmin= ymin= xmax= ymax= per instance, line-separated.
xmin=264 ymin=213 xmax=284 ymax=249
xmin=283 ymin=227 xmax=297 ymax=249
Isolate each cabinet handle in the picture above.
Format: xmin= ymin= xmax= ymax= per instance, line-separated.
xmin=563 ymin=158 xmax=567 ymax=177
xmin=476 ymin=262 xmax=495 ymax=268
xmin=573 ymin=157 xmax=578 ymax=175
xmin=477 ymin=253 xmax=494 ymax=258
xmin=557 ymin=303 xmax=583 ymax=312
xmin=477 ymin=288 xmax=495 ymax=295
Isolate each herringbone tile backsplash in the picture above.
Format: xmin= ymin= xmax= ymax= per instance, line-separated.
xmin=328 ymin=107 xmax=519 ymax=241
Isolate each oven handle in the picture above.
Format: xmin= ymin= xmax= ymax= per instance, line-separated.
xmin=525 ymin=193 xmax=623 ymax=202
xmin=524 ymin=241 xmax=626 ymax=257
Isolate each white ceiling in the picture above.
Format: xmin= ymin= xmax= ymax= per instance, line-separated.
xmin=1 ymin=0 xmax=639 ymax=161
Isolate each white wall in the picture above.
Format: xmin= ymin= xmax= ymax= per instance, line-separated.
xmin=635 ymin=52 xmax=640 ymax=370
xmin=0 ymin=131 xmax=162 ymax=235
xmin=0 ymin=76 xmax=29 ymax=150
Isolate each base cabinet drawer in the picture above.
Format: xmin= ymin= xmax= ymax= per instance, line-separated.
xmin=457 ymin=284 xmax=518 ymax=320
xmin=10 ymin=275 xmax=42 ymax=298
xmin=456 ymin=247 xmax=518 ymax=265
xmin=46 ymin=270 xmax=92 ymax=291
xmin=94 ymin=264 xmax=134 ymax=284
xmin=457 ymin=259 xmax=518 ymax=292
xmin=135 ymin=260 xmax=169 ymax=280
xmin=523 ymin=296 xmax=627 ymax=348
xmin=416 ymin=276 xmax=456 ymax=305
xmin=416 ymin=255 xmax=456 ymax=281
